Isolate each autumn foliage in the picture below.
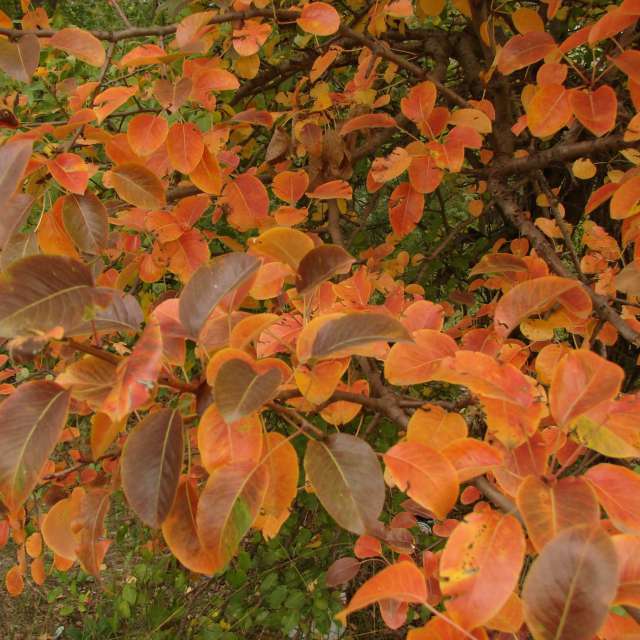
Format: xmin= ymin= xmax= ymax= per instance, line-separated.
xmin=4 ymin=0 xmax=640 ymax=637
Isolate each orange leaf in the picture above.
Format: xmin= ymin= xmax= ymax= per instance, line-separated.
xmin=385 ymin=329 xmax=457 ymax=385
xmin=127 ymin=114 xmax=169 ymax=157
xmin=341 ymin=113 xmax=397 ymax=136
xmin=441 ymin=438 xmax=503 ymax=483
xmin=516 ymin=475 xmax=600 ymax=552
xmin=5 ymin=565 xmax=24 ymax=596
xmin=253 ymin=432 xmax=299 ymax=539
xmin=197 ymin=404 xmax=263 ymax=473
xmin=232 ymin=20 xmax=272 ymax=56
xmin=527 ymin=84 xmax=573 ymax=138
xmin=49 ymin=27 xmax=105 ymax=67
xmin=408 ymin=617 xmax=487 ymax=639
xmin=167 ymin=122 xmax=204 ymax=174
xmin=401 ymin=81 xmax=437 ymax=124
xmin=25 ymin=532 xmax=42 ymax=558
xmin=440 ymin=510 xmax=525 ymax=629
xmin=297 ymin=2 xmax=340 ymax=36
xmin=497 ymin=32 xmax=557 ymax=75
xmin=104 ymin=163 xmax=166 ymax=209
xmin=93 ymin=86 xmax=137 ymax=123
xmin=407 ymin=404 xmax=467 ymax=450
xmin=222 ymin=173 xmax=270 ymax=230
xmin=306 ymin=179 xmax=352 ymax=200
xmin=494 ymin=276 xmax=592 ymax=338
xmin=189 ymin=146 xmax=223 ymax=195
xmin=569 ymin=86 xmax=617 ymax=137
xmin=389 ymin=181 xmax=425 ymax=237
xmin=549 ymin=350 xmax=623 ymax=428
xmin=252 ymin=227 xmax=314 ymax=269
xmin=197 ymin=461 xmax=269 ymax=571
xmin=162 ymin=478 xmax=216 ymax=575
xmin=273 ymin=170 xmax=309 ymax=204
xmin=610 ymin=175 xmax=640 ymax=219
xmin=30 ymin=556 xmax=45 ymax=586
xmin=612 ymin=534 xmax=640 ymax=608
xmin=336 ymin=561 xmax=426 ymax=624
xmin=384 ymin=441 xmax=458 ymax=519
xmin=585 ymin=463 xmax=640 ymax=533
xmin=48 ymin=153 xmax=89 ymax=195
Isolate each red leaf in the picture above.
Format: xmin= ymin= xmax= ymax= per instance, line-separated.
xmin=48 ymin=153 xmax=89 ymax=195
xmin=101 ymin=320 xmax=163 ymax=421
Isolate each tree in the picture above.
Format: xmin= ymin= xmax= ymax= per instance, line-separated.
xmin=1 ymin=0 xmax=640 ymax=637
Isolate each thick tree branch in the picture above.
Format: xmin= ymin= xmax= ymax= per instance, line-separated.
xmin=483 ymin=135 xmax=640 ymax=177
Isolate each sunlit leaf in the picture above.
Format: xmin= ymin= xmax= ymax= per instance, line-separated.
xmin=494 ymin=276 xmax=592 ymax=338
xmin=497 ymin=32 xmax=556 ymax=75
xmin=569 ymin=86 xmax=617 ymax=137
xmin=49 ymin=28 xmax=105 ymax=67
xmin=167 ymin=122 xmax=204 ymax=174
xmin=549 ymin=350 xmax=623 ymax=428
xmin=384 ymin=441 xmax=458 ymax=519
xmin=407 ymin=404 xmax=467 ymax=450
xmin=341 ymin=113 xmax=397 ymax=136
xmin=251 ymin=227 xmax=314 ymax=270
xmin=127 ymin=114 xmax=169 ymax=157
xmin=516 ymin=475 xmax=600 ymax=552
xmin=585 ymin=463 xmax=640 ymax=533
xmin=385 ymin=329 xmax=457 ymax=385
xmin=440 ymin=510 xmax=525 ymax=629
xmin=48 ymin=153 xmax=89 ymax=195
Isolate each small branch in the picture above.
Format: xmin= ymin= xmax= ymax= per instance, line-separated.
xmin=327 ymin=200 xmax=344 ymax=247
xmin=536 ymin=173 xmax=584 ymax=281
xmin=109 ymin=0 xmax=133 ymax=28
xmin=268 ymin=403 xmax=325 ymax=437
xmin=472 ymin=477 xmax=524 ymax=525
xmin=66 ymin=338 xmax=120 ymax=365
xmin=482 ymin=135 xmax=640 ymax=178
xmin=42 ymin=452 xmax=120 ymax=482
